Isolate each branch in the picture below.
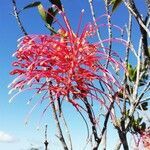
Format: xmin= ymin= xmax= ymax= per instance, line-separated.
xmin=61 ymin=109 xmax=73 ymax=150
xmin=116 ymin=124 xmax=129 ymax=150
xmin=88 ymin=0 xmax=105 ymax=50
xmin=105 ymin=0 xmax=113 ymax=68
xmin=123 ymin=0 xmax=150 ymax=60
xmin=51 ymin=101 xmax=69 ymax=150
xmin=48 ymin=82 xmax=68 ymax=150
xmin=145 ymin=0 xmax=150 ymax=15
xmin=123 ymin=0 xmax=150 ymax=37
xmin=98 ymin=101 xmax=114 ymax=149
xmin=137 ymin=81 xmax=150 ymax=102
xmin=44 ymin=124 xmax=49 ymax=150
xmin=83 ymin=97 xmax=100 ymax=150
xmin=12 ymin=0 xmax=28 ymax=35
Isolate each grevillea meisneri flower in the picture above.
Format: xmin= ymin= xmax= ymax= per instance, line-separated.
xmin=133 ymin=127 xmax=150 ymax=150
xmin=9 ymin=8 xmax=124 ymax=116
xmin=140 ymin=129 xmax=150 ymax=149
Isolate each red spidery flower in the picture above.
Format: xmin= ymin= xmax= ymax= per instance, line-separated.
xmin=140 ymin=129 xmax=150 ymax=149
xmin=9 ymin=7 xmax=124 ymax=119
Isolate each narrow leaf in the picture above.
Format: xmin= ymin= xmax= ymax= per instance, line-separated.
xmin=49 ymin=0 xmax=62 ymax=10
xmin=46 ymin=7 xmax=58 ymax=26
xmin=37 ymin=4 xmax=46 ymax=21
xmin=112 ymin=0 xmax=122 ymax=12
xmin=138 ymin=102 xmax=148 ymax=111
xmin=23 ymin=1 xmax=41 ymax=10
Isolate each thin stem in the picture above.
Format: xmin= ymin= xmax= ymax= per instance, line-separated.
xmin=51 ymin=101 xmax=69 ymax=150
xmin=61 ymin=110 xmax=73 ymax=150
xmin=83 ymin=97 xmax=100 ymax=150
xmin=105 ymin=0 xmax=113 ymax=68
xmin=123 ymin=0 xmax=150 ymax=37
xmin=44 ymin=124 xmax=49 ymax=150
xmin=48 ymin=82 xmax=68 ymax=150
xmin=116 ymin=123 xmax=129 ymax=150
xmin=88 ymin=0 xmax=105 ymax=50
xmin=12 ymin=0 xmax=28 ymax=35
xmin=122 ymin=11 xmax=132 ymax=117
xmin=138 ymin=81 xmax=150 ymax=102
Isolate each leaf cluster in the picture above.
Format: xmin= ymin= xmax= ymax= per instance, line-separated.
xmin=23 ymin=0 xmax=62 ymax=33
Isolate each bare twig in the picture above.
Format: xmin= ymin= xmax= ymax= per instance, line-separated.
xmin=51 ymin=101 xmax=69 ymax=150
xmin=61 ymin=110 xmax=73 ymax=150
xmin=48 ymin=82 xmax=68 ymax=150
xmin=12 ymin=0 xmax=27 ymax=35
xmin=122 ymin=11 xmax=132 ymax=116
xmin=99 ymin=101 xmax=114 ymax=149
xmin=145 ymin=0 xmax=150 ymax=15
xmin=83 ymin=98 xmax=100 ymax=149
xmin=138 ymin=81 xmax=150 ymax=102
xmin=123 ymin=0 xmax=150 ymax=61
xmin=44 ymin=124 xmax=49 ymax=150
xmin=112 ymin=13 xmax=133 ymax=150
xmin=123 ymin=0 xmax=150 ymax=37
xmin=105 ymin=0 xmax=113 ymax=68
xmin=88 ymin=0 xmax=105 ymax=50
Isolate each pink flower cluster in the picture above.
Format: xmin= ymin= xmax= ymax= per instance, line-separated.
xmin=9 ymin=10 xmax=123 ymax=110
xmin=141 ymin=129 xmax=150 ymax=150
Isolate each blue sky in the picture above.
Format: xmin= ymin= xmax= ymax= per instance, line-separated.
xmin=0 ymin=0 xmax=147 ymax=150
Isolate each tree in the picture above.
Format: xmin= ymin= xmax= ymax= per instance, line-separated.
xmin=9 ymin=0 xmax=150 ymax=149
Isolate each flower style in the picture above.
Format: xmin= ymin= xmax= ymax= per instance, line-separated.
xmin=9 ymin=9 xmax=124 ymax=114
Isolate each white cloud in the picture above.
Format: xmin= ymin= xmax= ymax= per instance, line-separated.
xmin=0 ymin=131 xmax=16 ymax=143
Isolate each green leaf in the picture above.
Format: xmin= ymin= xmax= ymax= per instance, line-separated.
xmin=137 ymin=102 xmax=148 ymax=111
xmin=118 ymin=92 xmax=123 ymax=98
xmin=38 ymin=5 xmax=58 ymax=33
xmin=111 ymin=0 xmax=122 ymax=12
xmin=49 ymin=0 xmax=62 ymax=10
xmin=140 ymin=122 xmax=146 ymax=131
xmin=37 ymin=4 xmax=46 ymax=22
xmin=46 ymin=24 xmax=58 ymax=34
xmin=131 ymin=67 xmax=137 ymax=82
xmin=110 ymin=0 xmax=117 ymax=4
xmin=23 ymin=2 xmax=46 ymax=22
xmin=139 ymin=74 xmax=148 ymax=86
xmin=138 ymin=65 xmax=149 ymax=86
xmin=23 ymin=1 xmax=58 ymax=33
xmin=127 ymin=63 xmax=137 ymax=82
xmin=46 ymin=7 xmax=58 ymax=26
xmin=23 ymin=1 xmax=41 ymax=10
xmin=137 ymin=117 xmax=143 ymax=124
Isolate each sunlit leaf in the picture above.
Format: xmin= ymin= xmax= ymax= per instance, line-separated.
xmin=127 ymin=63 xmax=137 ymax=82
xmin=37 ymin=4 xmax=46 ymax=22
xmin=23 ymin=2 xmax=58 ymax=33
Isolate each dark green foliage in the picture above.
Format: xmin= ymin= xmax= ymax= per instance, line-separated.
xmin=49 ymin=0 xmax=62 ymax=10
xmin=128 ymin=114 xmax=146 ymax=133
xmin=23 ymin=1 xmax=60 ymax=33
xmin=127 ymin=63 xmax=137 ymax=82
xmin=23 ymin=1 xmax=41 ymax=9
xmin=137 ymin=102 xmax=148 ymax=111
xmin=46 ymin=7 xmax=58 ymax=26
xmin=127 ymin=63 xmax=149 ymax=87
xmin=110 ymin=0 xmax=123 ymax=12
